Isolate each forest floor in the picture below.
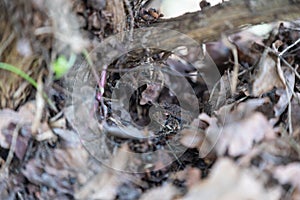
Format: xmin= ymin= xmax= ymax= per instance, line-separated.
xmin=0 ymin=0 xmax=300 ymax=199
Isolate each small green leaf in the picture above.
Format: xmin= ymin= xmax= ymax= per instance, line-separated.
xmin=52 ymin=54 xmax=76 ymax=79
xmin=52 ymin=56 xmax=69 ymax=79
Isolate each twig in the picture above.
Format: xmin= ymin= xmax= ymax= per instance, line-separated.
xmin=34 ymin=26 xmax=53 ymax=35
xmin=32 ymin=74 xmax=45 ymax=135
xmin=288 ymin=97 xmax=293 ymax=135
xmin=281 ymin=128 xmax=300 ymax=156
xmin=266 ymin=46 xmax=300 ymax=97
xmin=82 ymin=49 xmax=102 ymax=95
xmin=0 ymin=124 xmax=21 ymax=177
xmin=152 ymin=0 xmax=300 ymax=43
xmin=123 ymin=0 xmax=134 ymax=40
xmin=279 ymin=38 xmax=300 ymax=57
xmin=0 ymin=32 xmax=14 ymax=57
xmin=279 ymin=57 xmax=300 ymax=80
xmin=269 ymin=47 xmax=300 ymax=103
xmin=82 ymin=49 xmax=108 ymax=119
xmin=98 ymin=65 xmax=108 ymax=102
xmin=273 ymin=42 xmax=294 ymax=135
xmin=222 ymin=34 xmax=239 ymax=94
xmin=165 ymin=141 xmax=184 ymax=169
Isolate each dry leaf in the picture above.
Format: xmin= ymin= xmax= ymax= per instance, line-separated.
xmin=0 ymin=109 xmax=25 ymax=148
xmin=291 ymin=93 xmax=300 ymax=131
xmin=180 ymin=128 xmax=204 ymax=148
xmin=0 ymin=101 xmax=53 ymax=159
xmin=216 ymin=112 xmax=274 ymax=156
xmin=274 ymin=68 xmax=295 ymax=117
xmin=274 ymin=163 xmax=300 ymax=190
xmin=207 ymin=73 xmax=232 ymax=111
xmin=185 ymin=167 xmax=202 ymax=188
xmin=140 ymin=184 xmax=178 ymax=200
xmin=140 ymin=83 xmax=162 ymax=105
xmin=200 ymin=99 xmax=275 ymax=157
xmin=22 ymin=145 xmax=89 ymax=195
xmin=180 ymin=118 xmax=207 ymax=148
xmin=22 ymin=159 xmax=73 ymax=195
xmin=75 ymin=145 xmax=129 ymax=199
xmin=53 ymin=128 xmax=81 ymax=148
xmin=183 ymin=158 xmax=281 ymax=200
xmin=252 ymin=52 xmax=285 ymax=96
xmin=2 ymin=124 xmax=32 ymax=160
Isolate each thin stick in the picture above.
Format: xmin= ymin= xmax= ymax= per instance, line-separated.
xmin=279 ymin=38 xmax=300 ymax=57
xmin=165 ymin=141 xmax=184 ymax=168
xmin=0 ymin=124 xmax=20 ymax=177
xmin=279 ymin=57 xmax=300 ymax=80
xmin=153 ymin=0 xmax=300 ymax=44
xmin=0 ymin=32 xmax=14 ymax=57
xmin=123 ymin=0 xmax=134 ymax=40
xmin=222 ymin=34 xmax=239 ymax=94
xmin=273 ymin=42 xmax=294 ymax=135
xmin=82 ymin=49 xmax=104 ymax=99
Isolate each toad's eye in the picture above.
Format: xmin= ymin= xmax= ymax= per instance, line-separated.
xmin=139 ymin=8 xmax=164 ymax=22
xmin=199 ymin=0 xmax=211 ymax=10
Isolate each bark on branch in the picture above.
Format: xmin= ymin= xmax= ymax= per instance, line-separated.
xmin=151 ymin=0 xmax=300 ymax=43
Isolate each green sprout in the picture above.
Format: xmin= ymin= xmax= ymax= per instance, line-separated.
xmin=52 ymin=53 xmax=76 ymax=79
xmin=0 ymin=62 xmax=57 ymax=111
xmin=0 ymin=62 xmax=38 ymax=88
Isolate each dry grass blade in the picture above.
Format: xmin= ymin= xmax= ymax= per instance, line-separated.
xmin=0 ymin=124 xmax=20 ymax=180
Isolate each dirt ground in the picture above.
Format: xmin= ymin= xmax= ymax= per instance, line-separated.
xmin=0 ymin=0 xmax=300 ymax=199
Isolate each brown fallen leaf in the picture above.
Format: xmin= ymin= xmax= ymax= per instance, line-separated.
xmin=75 ymin=144 xmax=129 ymax=200
xmin=140 ymin=184 xmax=179 ymax=200
xmin=185 ymin=167 xmax=202 ymax=189
xmin=183 ymin=158 xmax=281 ymax=200
xmin=216 ymin=112 xmax=274 ymax=156
xmin=0 ymin=109 xmax=26 ymax=149
xmin=252 ymin=51 xmax=285 ymax=96
xmin=22 ymin=159 xmax=73 ymax=195
xmin=170 ymin=166 xmax=202 ymax=190
xmin=140 ymin=83 xmax=162 ymax=105
xmin=2 ymin=124 xmax=31 ymax=160
xmin=291 ymin=93 xmax=300 ymax=132
xmin=199 ymin=99 xmax=275 ymax=157
xmin=52 ymin=128 xmax=81 ymax=148
xmin=0 ymin=101 xmax=56 ymax=160
xmin=274 ymin=68 xmax=295 ymax=117
xmin=180 ymin=117 xmax=207 ymax=149
xmin=22 ymin=144 xmax=89 ymax=195
xmin=231 ymin=30 xmax=263 ymax=68
xmin=274 ymin=162 xmax=300 ymax=190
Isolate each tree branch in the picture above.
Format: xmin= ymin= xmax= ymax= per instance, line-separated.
xmin=151 ymin=0 xmax=300 ymax=43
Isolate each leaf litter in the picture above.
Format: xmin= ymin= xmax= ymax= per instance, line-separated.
xmin=0 ymin=1 xmax=300 ymax=199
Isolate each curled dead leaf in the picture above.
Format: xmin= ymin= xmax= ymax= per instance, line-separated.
xmin=199 ymin=99 xmax=275 ymax=157
xmin=274 ymin=162 xmax=300 ymax=190
xmin=180 ymin=118 xmax=207 ymax=149
xmin=140 ymin=184 xmax=178 ymax=200
xmin=216 ymin=112 xmax=274 ymax=156
xmin=140 ymin=83 xmax=162 ymax=105
xmin=252 ymin=52 xmax=285 ymax=96
xmin=183 ymin=158 xmax=281 ymax=200
xmin=274 ymin=68 xmax=295 ymax=117
xmin=291 ymin=93 xmax=300 ymax=132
